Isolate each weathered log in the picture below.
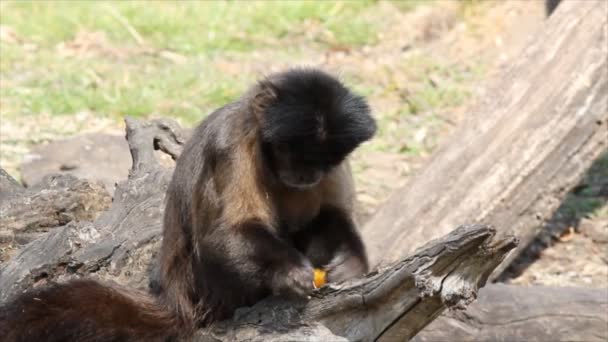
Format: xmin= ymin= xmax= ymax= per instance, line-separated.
xmin=0 ymin=173 xmax=111 ymax=246
xmin=195 ymin=225 xmax=516 ymax=342
xmin=0 ymin=118 xmax=188 ymax=299
xmin=0 ymin=116 xmax=516 ymax=341
xmin=0 ymin=168 xmax=23 ymax=199
xmin=414 ymin=284 xmax=608 ymax=342
xmin=361 ymin=0 xmax=608 ymax=279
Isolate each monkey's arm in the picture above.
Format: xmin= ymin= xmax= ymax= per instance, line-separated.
xmin=203 ymin=220 xmax=315 ymax=298
xmin=292 ymin=206 xmax=368 ymax=283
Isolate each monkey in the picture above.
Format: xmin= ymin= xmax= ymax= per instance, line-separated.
xmin=0 ymin=68 xmax=376 ymax=342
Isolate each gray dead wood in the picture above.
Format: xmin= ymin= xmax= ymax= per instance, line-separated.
xmin=414 ymin=284 xmax=608 ymax=342
xmin=0 ymin=168 xmax=23 ymax=199
xmin=0 ymin=117 xmax=188 ymax=299
xmin=0 ymin=173 xmax=111 ymax=245
xmin=0 ymin=116 xmax=516 ymax=341
xmin=360 ymin=0 xmax=608 ymax=279
xmin=194 ymin=224 xmax=516 ymax=342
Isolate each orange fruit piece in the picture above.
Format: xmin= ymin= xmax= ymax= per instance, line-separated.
xmin=313 ymin=268 xmax=327 ymax=289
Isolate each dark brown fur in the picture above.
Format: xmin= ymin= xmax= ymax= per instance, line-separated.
xmin=0 ymin=68 xmax=375 ymax=341
xmin=0 ymin=279 xmax=178 ymax=342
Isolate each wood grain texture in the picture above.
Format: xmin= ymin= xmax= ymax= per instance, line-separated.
xmin=0 ymin=168 xmax=23 ymax=198
xmin=0 ymin=173 xmax=111 ymax=246
xmin=414 ymin=284 xmax=608 ymax=342
xmin=0 ymin=118 xmax=188 ymax=301
xmin=194 ymin=225 xmax=516 ymax=342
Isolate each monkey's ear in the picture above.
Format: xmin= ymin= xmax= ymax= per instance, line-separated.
xmin=251 ymin=80 xmax=278 ymax=122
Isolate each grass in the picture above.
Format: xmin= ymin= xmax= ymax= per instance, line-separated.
xmin=0 ymin=0 xmax=485 ymax=180
xmin=0 ymin=1 xmax=379 ymax=123
xmin=1 ymin=48 xmax=250 ymax=122
xmin=0 ymin=1 xmax=377 ymax=53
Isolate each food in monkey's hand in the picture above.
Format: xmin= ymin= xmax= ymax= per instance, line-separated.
xmin=313 ymin=268 xmax=327 ymax=289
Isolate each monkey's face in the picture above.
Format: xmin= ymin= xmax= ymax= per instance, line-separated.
xmin=257 ymin=68 xmax=377 ymax=190
xmin=270 ymin=143 xmax=327 ymax=190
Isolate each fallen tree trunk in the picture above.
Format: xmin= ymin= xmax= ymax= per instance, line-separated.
xmin=414 ymin=284 xmax=608 ymax=342
xmin=0 ymin=168 xmax=23 ymax=199
xmin=0 ymin=118 xmax=517 ymax=341
xmin=361 ymin=0 xmax=608 ymax=279
xmin=195 ymin=225 xmax=516 ymax=342
xmin=0 ymin=173 xmax=110 ymax=245
xmin=0 ymin=118 xmax=187 ymax=299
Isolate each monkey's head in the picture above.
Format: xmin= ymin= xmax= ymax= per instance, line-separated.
xmin=252 ymin=68 xmax=376 ymax=190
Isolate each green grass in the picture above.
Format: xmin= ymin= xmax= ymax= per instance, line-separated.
xmin=1 ymin=0 xmax=443 ymax=181
xmin=0 ymin=48 xmax=251 ymax=122
xmin=0 ymin=1 xmax=377 ymax=53
xmin=0 ymin=1 xmax=379 ymax=124
xmin=389 ymin=0 xmax=437 ymax=12
xmin=0 ymin=0 xmax=476 ymax=163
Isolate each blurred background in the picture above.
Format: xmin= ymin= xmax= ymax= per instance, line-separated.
xmin=0 ymin=1 xmax=606 ymax=289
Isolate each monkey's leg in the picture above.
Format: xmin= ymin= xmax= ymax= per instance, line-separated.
xmin=292 ymin=206 xmax=369 ymax=283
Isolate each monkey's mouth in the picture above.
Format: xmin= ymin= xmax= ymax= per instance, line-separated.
xmin=279 ymin=173 xmax=322 ymax=190
xmin=287 ymin=181 xmax=320 ymax=190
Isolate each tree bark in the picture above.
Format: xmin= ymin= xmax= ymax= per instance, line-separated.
xmin=414 ymin=284 xmax=608 ymax=342
xmin=0 ymin=118 xmax=189 ymax=299
xmin=0 ymin=168 xmax=23 ymax=199
xmin=195 ymin=225 xmax=516 ymax=342
xmin=361 ymin=0 xmax=608 ymax=280
xmin=0 ymin=174 xmax=111 ymax=245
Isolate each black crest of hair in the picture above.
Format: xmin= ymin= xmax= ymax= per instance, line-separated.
xmin=259 ymin=68 xmax=376 ymax=167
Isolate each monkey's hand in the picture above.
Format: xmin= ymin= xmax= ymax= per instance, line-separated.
xmin=325 ymin=251 xmax=368 ymax=284
xmin=270 ymin=257 xmax=314 ymax=298
xmin=234 ymin=223 xmax=314 ymax=298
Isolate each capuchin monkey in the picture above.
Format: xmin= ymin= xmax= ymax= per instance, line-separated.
xmin=0 ymin=68 xmax=376 ymax=342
